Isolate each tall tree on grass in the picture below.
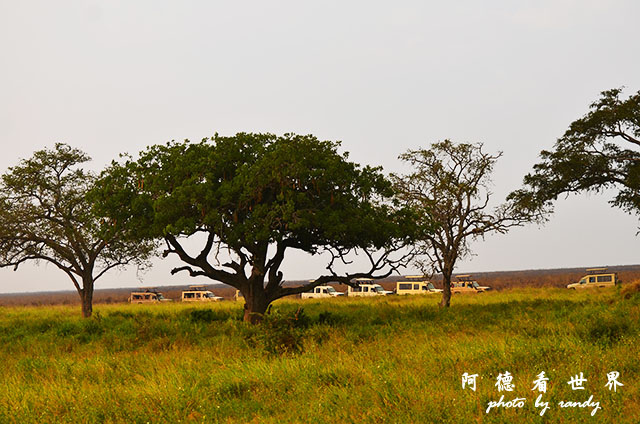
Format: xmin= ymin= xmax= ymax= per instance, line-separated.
xmin=509 ymin=88 xmax=640 ymax=224
xmin=0 ymin=144 xmax=156 ymax=317
xmin=94 ymin=133 xmax=416 ymax=323
xmin=392 ymin=140 xmax=528 ymax=307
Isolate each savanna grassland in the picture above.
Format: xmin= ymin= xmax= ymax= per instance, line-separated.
xmin=1 ymin=287 xmax=639 ymax=424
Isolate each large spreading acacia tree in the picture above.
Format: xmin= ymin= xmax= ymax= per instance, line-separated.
xmin=509 ymin=88 xmax=640 ymax=221
xmin=94 ymin=133 xmax=416 ymax=323
xmin=0 ymin=144 xmax=156 ymax=317
xmin=392 ymin=140 xmax=529 ymax=307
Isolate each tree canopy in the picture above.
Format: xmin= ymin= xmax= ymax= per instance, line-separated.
xmin=0 ymin=144 xmax=156 ymax=317
xmin=95 ymin=133 xmax=416 ymax=323
xmin=393 ymin=140 xmax=527 ymax=307
xmin=509 ymin=88 xmax=640 ymax=221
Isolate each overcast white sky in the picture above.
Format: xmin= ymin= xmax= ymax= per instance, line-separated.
xmin=1 ymin=1 xmax=639 ymax=293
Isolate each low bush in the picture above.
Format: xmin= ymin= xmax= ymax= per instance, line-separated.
xmin=254 ymin=307 xmax=308 ymax=355
xmin=621 ymin=280 xmax=640 ymax=299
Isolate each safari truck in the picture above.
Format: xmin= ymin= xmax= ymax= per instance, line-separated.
xmin=347 ymin=278 xmax=393 ymax=297
xmin=450 ymin=275 xmax=491 ymax=294
xmin=567 ymin=268 xmax=619 ymax=289
xmin=128 ymin=288 xmax=172 ymax=303
xmin=395 ymin=275 xmax=442 ymax=295
xmin=181 ymin=285 xmax=223 ymax=302
xmin=301 ymin=284 xmax=345 ymax=299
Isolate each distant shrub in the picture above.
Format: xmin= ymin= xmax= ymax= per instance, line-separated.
xmin=216 ymin=379 xmax=258 ymax=399
xmin=56 ymin=321 xmax=82 ymax=337
xmin=82 ymin=318 xmax=104 ymax=336
xmin=583 ymin=316 xmax=631 ymax=346
xmin=188 ymin=308 xmax=229 ymax=323
xmin=316 ymin=369 xmax=354 ymax=388
xmin=621 ymin=280 xmax=640 ymax=300
xmin=317 ymin=311 xmax=340 ymax=325
xmin=346 ymin=325 xmax=378 ymax=344
xmin=256 ymin=308 xmax=307 ymax=355
xmin=76 ymin=318 xmax=105 ymax=343
xmin=107 ymin=311 xmax=136 ymax=319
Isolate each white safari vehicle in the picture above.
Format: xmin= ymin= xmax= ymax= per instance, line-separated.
xmin=128 ymin=288 xmax=172 ymax=303
xmin=347 ymin=278 xmax=393 ymax=297
xmin=451 ymin=275 xmax=492 ymax=294
xmin=396 ymin=276 xmax=442 ymax=295
xmin=181 ymin=285 xmax=223 ymax=302
xmin=301 ymin=285 xmax=345 ymax=299
xmin=567 ymin=268 xmax=619 ymax=289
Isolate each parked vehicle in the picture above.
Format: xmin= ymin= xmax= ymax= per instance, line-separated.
xmin=395 ymin=276 xmax=442 ymax=295
xmin=128 ymin=288 xmax=172 ymax=303
xmin=348 ymin=278 xmax=393 ymax=296
xmin=567 ymin=268 xmax=619 ymax=289
xmin=181 ymin=285 xmax=223 ymax=302
xmin=451 ymin=275 xmax=491 ymax=294
xmin=301 ymin=285 xmax=345 ymax=299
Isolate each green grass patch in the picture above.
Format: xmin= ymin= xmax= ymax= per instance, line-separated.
xmin=0 ymin=288 xmax=638 ymax=423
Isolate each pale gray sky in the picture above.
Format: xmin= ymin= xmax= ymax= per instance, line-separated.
xmin=1 ymin=1 xmax=639 ymax=293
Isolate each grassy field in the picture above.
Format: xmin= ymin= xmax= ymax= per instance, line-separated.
xmin=1 ymin=287 xmax=639 ymax=423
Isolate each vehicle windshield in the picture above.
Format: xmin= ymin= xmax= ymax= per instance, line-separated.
xmin=472 ymin=282 xmax=479 ymax=288
xmin=157 ymin=294 xmax=166 ymax=300
xmin=427 ymin=283 xmax=435 ymax=290
xmin=326 ymin=287 xmax=337 ymax=293
xmin=373 ymin=285 xmax=384 ymax=293
xmin=205 ymin=293 xmax=216 ymax=298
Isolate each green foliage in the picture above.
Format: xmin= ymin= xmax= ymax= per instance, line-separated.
xmin=94 ymin=133 xmax=416 ymax=321
xmin=187 ymin=308 xmax=233 ymax=323
xmin=393 ymin=140 xmax=527 ymax=306
xmin=621 ymin=281 xmax=640 ymax=300
xmin=510 ymin=87 xmax=640 ymax=219
xmin=584 ymin=317 xmax=631 ymax=346
xmin=317 ymin=310 xmax=341 ymax=325
xmin=0 ymin=144 xmax=156 ymax=317
xmin=99 ymin=133 xmax=413 ymax=250
xmin=254 ymin=308 xmax=309 ymax=355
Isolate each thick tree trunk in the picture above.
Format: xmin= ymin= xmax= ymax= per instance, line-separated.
xmin=243 ymin=287 xmax=269 ymax=324
xmin=80 ymin=278 xmax=94 ymax=318
xmin=439 ymin=271 xmax=452 ymax=308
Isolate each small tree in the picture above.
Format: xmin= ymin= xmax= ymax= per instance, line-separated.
xmin=393 ymin=140 xmax=527 ymax=307
xmin=94 ymin=133 xmax=416 ymax=323
xmin=0 ymin=144 xmax=156 ymax=317
xmin=509 ymin=88 xmax=640 ymax=223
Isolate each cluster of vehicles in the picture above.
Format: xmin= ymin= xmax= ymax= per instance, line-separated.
xmin=128 ymin=268 xmax=619 ymax=303
xmin=128 ymin=285 xmax=223 ymax=304
xmin=299 ymin=267 xmax=618 ymax=299
xmin=301 ymin=275 xmax=490 ymax=299
xmin=301 ymin=278 xmax=393 ymax=299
